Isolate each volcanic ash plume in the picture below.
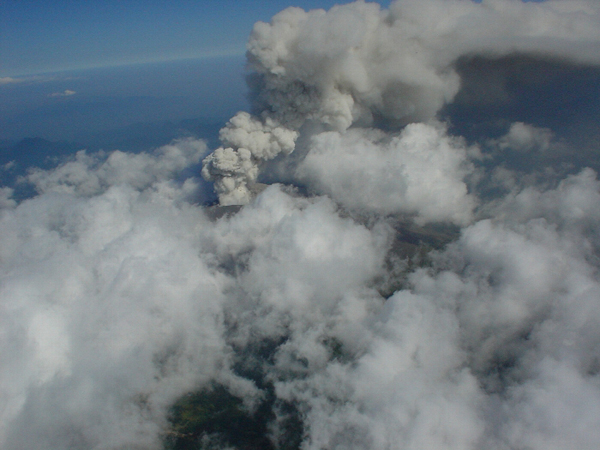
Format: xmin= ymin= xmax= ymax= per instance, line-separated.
xmin=203 ymin=0 xmax=600 ymax=210
xmin=201 ymin=112 xmax=298 ymax=205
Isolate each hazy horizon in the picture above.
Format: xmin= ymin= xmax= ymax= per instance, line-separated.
xmin=0 ymin=55 xmax=248 ymax=145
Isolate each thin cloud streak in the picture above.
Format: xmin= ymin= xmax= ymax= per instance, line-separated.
xmin=48 ymin=89 xmax=76 ymax=98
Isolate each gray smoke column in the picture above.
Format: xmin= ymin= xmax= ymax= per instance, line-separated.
xmin=201 ymin=112 xmax=298 ymax=205
xmin=202 ymin=0 xmax=600 ymax=212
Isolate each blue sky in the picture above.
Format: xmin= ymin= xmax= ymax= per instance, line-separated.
xmin=0 ymin=0 xmax=393 ymax=77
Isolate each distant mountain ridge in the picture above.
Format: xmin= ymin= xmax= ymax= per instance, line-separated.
xmin=1 ymin=116 xmax=223 ymax=167
xmin=0 ymin=117 xmax=225 ymax=196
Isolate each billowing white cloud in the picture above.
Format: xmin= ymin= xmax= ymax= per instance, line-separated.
xmin=267 ymin=167 xmax=600 ymax=450
xmin=297 ymin=123 xmax=477 ymax=225
xmin=25 ymin=137 xmax=208 ymax=197
xmin=0 ymin=139 xmax=226 ymax=449
xmin=6 ymin=136 xmax=600 ymax=449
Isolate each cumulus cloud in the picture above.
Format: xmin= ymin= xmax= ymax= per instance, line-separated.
xmin=0 ymin=160 xmax=389 ymax=449
xmin=25 ymin=137 xmax=208 ymax=197
xmin=265 ymin=167 xmax=600 ymax=450
xmin=0 ymin=182 xmax=227 ymax=449
xmin=297 ymin=123 xmax=477 ymax=224
xmin=493 ymin=122 xmax=555 ymax=153
xmin=3 ymin=1 xmax=600 ymax=450
xmin=0 ymin=142 xmax=220 ymax=448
